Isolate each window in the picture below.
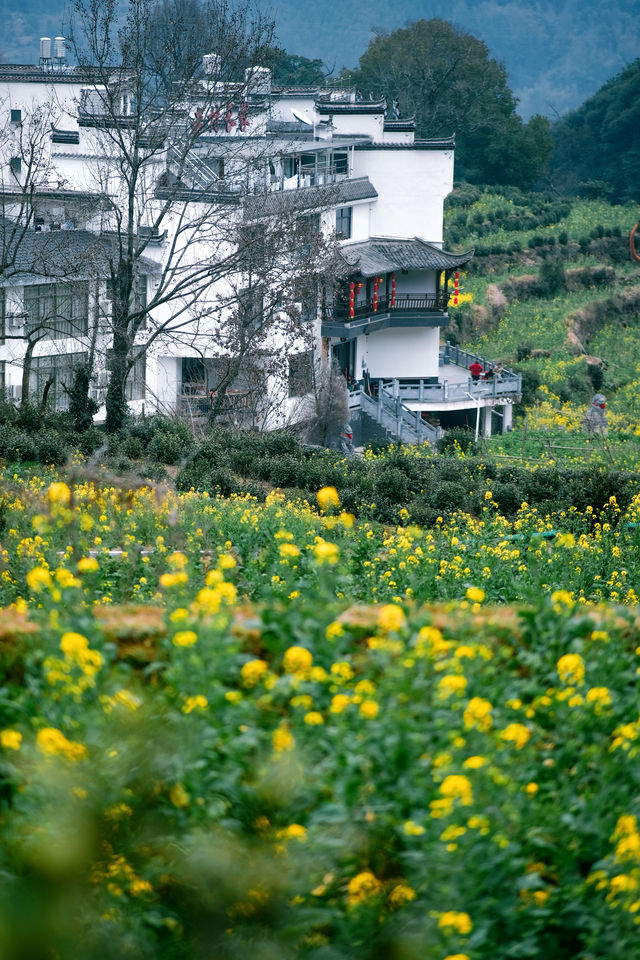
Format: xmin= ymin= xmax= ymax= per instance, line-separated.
xmin=10 ymin=109 xmax=22 ymax=124
xmin=336 ymin=206 xmax=352 ymax=240
xmin=30 ymin=352 xmax=88 ymax=411
xmin=106 ymin=275 xmax=148 ymax=330
xmin=24 ymin=283 xmax=89 ymax=340
xmin=105 ymin=350 xmax=146 ymax=401
xmin=126 ymin=355 xmax=146 ymax=400
xmin=10 ymin=157 xmax=21 ymax=176
xmin=333 ymin=151 xmax=348 ymax=175
xmin=238 ymin=285 xmax=264 ymax=332
xmin=288 ymin=350 xmax=313 ymax=398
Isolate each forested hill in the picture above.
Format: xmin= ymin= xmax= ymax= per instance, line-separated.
xmin=550 ymin=59 xmax=640 ymax=204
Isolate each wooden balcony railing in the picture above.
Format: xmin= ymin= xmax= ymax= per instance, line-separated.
xmin=332 ymin=293 xmax=448 ymax=322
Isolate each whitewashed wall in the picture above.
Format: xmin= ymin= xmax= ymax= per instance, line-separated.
xmin=351 ymin=148 xmax=453 ymax=242
xmin=359 ymin=326 xmax=440 ymax=380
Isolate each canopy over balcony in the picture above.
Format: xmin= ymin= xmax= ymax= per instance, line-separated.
xmin=337 ymin=237 xmax=473 ymax=277
xmin=323 ymin=237 xmax=474 ymax=337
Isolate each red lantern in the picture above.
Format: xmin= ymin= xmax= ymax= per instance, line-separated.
xmin=390 ymin=271 xmax=396 ymax=308
xmin=349 ymin=281 xmax=355 ymax=319
xmin=373 ymin=276 xmax=381 ymax=312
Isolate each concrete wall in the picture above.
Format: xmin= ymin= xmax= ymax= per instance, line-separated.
xmin=359 ymin=326 xmax=440 ymax=379
xmin=351 ymin=148 xmax=453 ymax=241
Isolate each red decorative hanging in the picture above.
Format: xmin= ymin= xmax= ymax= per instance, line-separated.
xmin=192 ymin=107 xmax=204 ymax=135
xmin=238 ymin=101 xmax=250 ymax=132
xmin=390 ymin=271 xmax=396 ymax=307
xmin=372 ymin=276 xmax=381 ymax=312
xmin=349 ymin=281 xmax=355 ymax=319
xmin=207 ymin=107 xmax=221 ymax=133
xmin=225 ymin=103 xmax=236 ymax=132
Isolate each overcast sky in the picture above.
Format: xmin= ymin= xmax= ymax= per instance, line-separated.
xmin=1 ymin=0 xmax=638 ymax=118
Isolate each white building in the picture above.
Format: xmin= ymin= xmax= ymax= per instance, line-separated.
xmin=0 ymin=40 xmax=520 ymax=441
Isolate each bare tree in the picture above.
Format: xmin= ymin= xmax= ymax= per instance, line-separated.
xmin=0 ymin=98 xmax=60 ymax=278
xmin=65 ymin=0 xmax=308 ymax=433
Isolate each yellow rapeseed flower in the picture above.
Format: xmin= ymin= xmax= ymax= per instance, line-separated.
xmin=359 ymin=700 xmax=379 ymax=719
xmin=463 ymin=697 xmax=493 ymax=732
xmin=0 ymin=729 xmax=22 ymax=750
xmin=377 ymin=604 xmax=406 ymax=632
xmin=330 ymin=694 xmax=351 ymax=714
xmin=313 ymin=541 xmax=340 ymax=564
xmin=347 ymin=870 xmax=381 ymax=905
xmin=317 ymin=486 xmax=340 ymax=511
xmin=172 ymin=630 xmax=198 ymax=647
xmin=272 ymin=727 xmax=295 ymax=752
xmin=438 ymin=911 xmax=472 ymax=934
xmin=169 ymin=783 xmax=190 ymax=808
xmin=77 ymin=557 xmax=99 ymax=573
xmin=47 ymin=481 xmax=71 ymax=505
xmin=60 ymin=632 xmax=89 ymax=657
xmin=36 ymin=727 xmax=87 ymax=761
xmin=304 ymin=711 xmax=324 ymax=726
xmin=241 ymin=659 xmax=268 ymax=687
xmin=283 ymin=645 xmax=313 ymax=674
xmin=403 ymin=820 xmax=425 ymax=836
xmin=389 ymin=883 xmax=417 ymax=906
xmin=557 ymin=653 xmax=585 ymax=685
xmin=499 ymin=723 xmax=531 ymax=749
xmin=26 ymin=566 xmax=52 ymax=591
xmin=586 ymin=686 xmax=611 ymax=708
xmin=465 ymin=586 xmax=485 ymax=603
xmin=438 ymin=675 xmax=468 ymax=699
xmin=182 ymin=695 xmax=208 ymax=713
xmin=439 ymin=775 xmax=473 ymax=806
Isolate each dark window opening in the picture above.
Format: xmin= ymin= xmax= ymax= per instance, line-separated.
xmin=30 ymin=352 xmax=88 ymax=411
xmin=10 ymin=109 xmax=22 ymax=124
xmin=25 ymin=283 xmax=89 ymax=340
xmin=288 ymin=350 xmax=313 ymax=398
xmin=336 ymin=206 xmax=352 ymax=240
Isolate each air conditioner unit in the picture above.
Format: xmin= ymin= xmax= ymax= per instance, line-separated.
xmin=7 ymin=314 xmax=25 ymax=329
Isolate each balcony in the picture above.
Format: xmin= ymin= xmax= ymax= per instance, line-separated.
xmin=321 ymin=293 xmax=449 ymax=337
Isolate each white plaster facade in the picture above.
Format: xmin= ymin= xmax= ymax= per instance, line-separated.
xmin=0 ymin=46 xmax=519 ymax=437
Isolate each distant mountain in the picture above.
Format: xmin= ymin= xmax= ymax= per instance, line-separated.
xmin=550 ymin=58 xmax=640 ymax=203
xmin=0 ymin=0 xmax=637 ymax=120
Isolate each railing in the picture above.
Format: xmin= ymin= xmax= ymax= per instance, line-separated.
xmin=377 ymin=374 xmax=521 ymax=404
xmin=355 ymin=385 xmax=441 ymax=445
xmin=332 ymin=293 xmax=448 ymax=322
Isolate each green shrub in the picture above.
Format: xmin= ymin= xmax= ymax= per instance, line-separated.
xmin=437 ymin=427 xmax=479 ymax=456
xmin=147 ymin=431 xmax=185 ymax=465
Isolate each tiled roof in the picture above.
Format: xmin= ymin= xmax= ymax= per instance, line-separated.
xmin=243 ymin=176 xmax=377 ymax=219
xmin=354 ymin=136 xmax=455 ymax=150
xmin=316 ymin=99 xmax=386 ymax=114
xmin=0 ymin=220 xmax=160 ymax=286
xmin=339 ymin=238 xmax=473 ymax=276
xmin=0 ymin=64 xmax=101 ymax=83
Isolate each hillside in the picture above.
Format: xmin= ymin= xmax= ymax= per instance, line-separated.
xmin=550 ymin=58 xmax=640 ymax=203
xmin=444 ymin=186 xmax=640 ymax=446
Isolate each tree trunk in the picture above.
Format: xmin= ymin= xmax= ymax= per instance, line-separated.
xmin=20 ymin=339 xmax=36 ymax=407
xmin=105 ymin=327 xmax=131 ymax=433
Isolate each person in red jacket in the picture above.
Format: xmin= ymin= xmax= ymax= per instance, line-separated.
xmin=469 ymin=361 xmax=483 ymax=382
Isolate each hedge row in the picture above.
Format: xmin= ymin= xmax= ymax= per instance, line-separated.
xmin=176 ymin=429 xmax=640 ymax=525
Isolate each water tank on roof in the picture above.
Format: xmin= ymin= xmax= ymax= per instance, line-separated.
xmin=53 ymin=37 xmax=66 ymax=61
xmin=245 ymin=66 xmax=271 ymax=95
xmin=40 ymin=37 xmax=51 ymax=61
xmin=202 ymin=54 xmax=221 ymax=76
